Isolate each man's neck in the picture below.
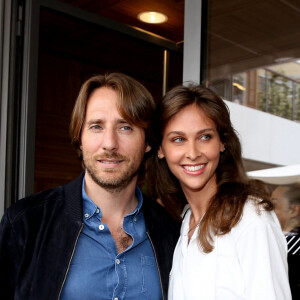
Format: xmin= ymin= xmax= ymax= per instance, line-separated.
xmin=84 ymin=172 xmax=139 ymax=222
xmin=84 ymin=172 xmax=139 ymax=254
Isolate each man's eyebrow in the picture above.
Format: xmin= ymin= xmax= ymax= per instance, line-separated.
xmin=85 ymin=119 xmax=103 ymax=125
xmin=166 ymin=128 xmax=215 ymax=137
xmin=85 ymin=118 xmax=131 ymax=125
xmin=117 ymin=118 xmax=130 ymax=124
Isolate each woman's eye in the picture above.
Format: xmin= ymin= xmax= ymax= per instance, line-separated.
xmin=173 ymin=137 xmax=184 ymax=143
xmin=200 ymin=134 xmax=211 ymax=141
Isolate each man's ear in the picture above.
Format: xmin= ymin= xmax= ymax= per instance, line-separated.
xmin=290 ymin=204 xmax=300 ymax=218
xmin=158 ymin=146 xmax=165 ymax=159
xmin=145 ymin=144 xmax=151 ymax=153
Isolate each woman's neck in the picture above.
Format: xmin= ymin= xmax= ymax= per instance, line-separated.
xmin=183 ymin=183 xmax=217 ymax=222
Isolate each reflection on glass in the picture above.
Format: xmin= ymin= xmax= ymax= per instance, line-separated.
xmin=206 ymin=0 xmax=300 ymax=123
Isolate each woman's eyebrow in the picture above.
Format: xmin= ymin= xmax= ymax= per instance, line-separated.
xmin=166 ymin=128 xmax=215 ymax=137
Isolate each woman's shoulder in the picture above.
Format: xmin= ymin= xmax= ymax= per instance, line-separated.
xmin=234 ymin=196 xmax=281 ymax=233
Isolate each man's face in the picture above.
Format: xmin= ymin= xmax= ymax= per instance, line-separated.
xmin=271 ymin=186 xmax=291 ymax=232
xmin=80 ymin=86 xmax=150 ymax=192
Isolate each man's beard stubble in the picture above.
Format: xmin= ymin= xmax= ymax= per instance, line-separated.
xmin=83 ymin=151 xmax=141 ymax=193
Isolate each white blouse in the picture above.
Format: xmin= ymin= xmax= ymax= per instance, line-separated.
xmin=168 ymin=199 xmax=292 ymax=300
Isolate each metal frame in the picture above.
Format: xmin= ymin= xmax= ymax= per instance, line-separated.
xmin=18 ymin=0 xmax=40 ymax=199
xmin=0 ymin=0 xmax=11 ymax=216
xmin=183 ymin=0 xmax=203 ymax=84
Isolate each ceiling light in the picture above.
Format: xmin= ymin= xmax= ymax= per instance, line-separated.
xmin=233 ymin=82 xmax=246 ymax=91
xmin=137 ymin=11 xmax=168 ymax=24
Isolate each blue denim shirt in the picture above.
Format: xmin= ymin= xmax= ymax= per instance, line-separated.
xmin=60 ymin=179 xmax=162 ymax=300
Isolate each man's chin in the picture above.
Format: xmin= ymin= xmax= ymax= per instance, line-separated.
xmin=86 ymin=168 xmax=138 ymax=192
xmin=92 ymin=178 xmax=134 ymax=193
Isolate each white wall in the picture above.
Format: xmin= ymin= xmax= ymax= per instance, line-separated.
xmin=226 ymin=100 xmax=300 ymax=166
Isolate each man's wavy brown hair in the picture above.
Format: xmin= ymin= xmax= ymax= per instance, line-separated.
xmin=70 ymin=72 xmax=156 ymax=158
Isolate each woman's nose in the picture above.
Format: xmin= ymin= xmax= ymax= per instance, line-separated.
xmin=185 ymin=141 xmax=201 ymax=160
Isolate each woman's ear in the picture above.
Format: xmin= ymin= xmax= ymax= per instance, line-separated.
xmin=145 ymin=144 xmax=151 ymax=153
xmin=157 ymin=146 xmax=165 ymax=159
xmin=220 ymin=142 xmax=225 ymax=152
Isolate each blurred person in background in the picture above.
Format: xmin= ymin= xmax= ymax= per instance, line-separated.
xmin=272 ymin=184 xmax=300 ymax=299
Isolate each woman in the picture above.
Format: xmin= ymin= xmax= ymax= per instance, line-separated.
xmin=146 ymin=84 xmax=291 ymax=299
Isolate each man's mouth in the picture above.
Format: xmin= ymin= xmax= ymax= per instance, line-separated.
xmin=99 ymin=159 xmax=122 ymax=164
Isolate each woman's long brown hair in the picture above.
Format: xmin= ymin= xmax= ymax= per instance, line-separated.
xmin=146 ymin=84 xmax=272 ymax=253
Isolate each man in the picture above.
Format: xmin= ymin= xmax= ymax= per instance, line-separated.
xmin=271 ymin=184 xmax=300 ymax=299
xmin=0 ymin=73 xmax=180 ymax=300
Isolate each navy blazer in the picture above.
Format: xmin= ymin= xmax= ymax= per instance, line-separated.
xmin=0 ymin=173 xmax=180 ymax=300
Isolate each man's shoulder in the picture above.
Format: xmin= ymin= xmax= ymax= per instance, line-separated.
xmin=4 ymin=174 xmax=84 ymax=224
xmin=5 ymin=185 xmax=64 ymax=224
xmin=142 ymin=194 xmax=172 ymax=218
xmin=142 ymin=194 xmax=181 ymax=232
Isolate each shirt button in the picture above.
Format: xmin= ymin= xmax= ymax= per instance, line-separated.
xmin=84 ymin=213 xmax=89 ymax=218
xmin=114 ymin=298 xmax=118 ymax=300
xmin=96 ymin=208 xmax=100 ymax=214
xmin=116 ymin=259 xmax=120 ymax=264
xmin=133 ymin=217 xmax=137 ymax=222
xmin=99 ymin=224 xmax=105 ymax=230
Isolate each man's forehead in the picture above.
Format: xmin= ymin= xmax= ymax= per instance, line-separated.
xmin=273 ymin=186 xmax=289 ymax=197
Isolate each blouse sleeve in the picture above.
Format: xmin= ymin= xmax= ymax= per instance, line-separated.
xmin=235 ymin=211 xmax=292 ymax=300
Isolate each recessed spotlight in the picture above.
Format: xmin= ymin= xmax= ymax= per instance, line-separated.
xmin=137 ymin=11 xmax=168 ymax=24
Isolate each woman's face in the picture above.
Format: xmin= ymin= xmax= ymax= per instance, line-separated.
xmin=158 ymin=104 xmax=224 ymax=195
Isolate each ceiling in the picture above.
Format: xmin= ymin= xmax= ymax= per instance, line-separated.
xmin=57 ymin=0 xmax=300 ymax=78
xmin=58 ymin=0 xmax=185 ymax=43
xmin=208 ymin=0 xmax=300 ymax=78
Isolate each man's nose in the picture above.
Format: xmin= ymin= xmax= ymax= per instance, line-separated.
xmin=102 ymin=129 xmax=118 ymax=151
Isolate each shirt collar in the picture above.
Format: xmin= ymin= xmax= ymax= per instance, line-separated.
xmin=81 ymin=176 xmax=143 ymax=220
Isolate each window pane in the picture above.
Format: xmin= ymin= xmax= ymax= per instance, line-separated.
xmin=206 ymin=0 xmax=300 ymax=121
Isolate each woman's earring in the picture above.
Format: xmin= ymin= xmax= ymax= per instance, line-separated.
xmin=157 ymin=154 xmax=160 ymax=158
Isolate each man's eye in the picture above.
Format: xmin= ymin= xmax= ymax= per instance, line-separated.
xmin=121 ymin=126 xmax=132 ymax=131
xmin=90 ymin=125 xmax=101 ymax=130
